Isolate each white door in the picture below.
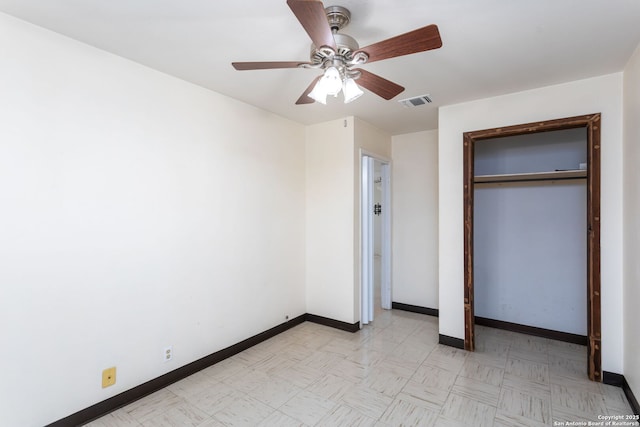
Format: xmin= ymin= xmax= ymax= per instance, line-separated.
xmin=380 ymin=162 xmax=392 ymax=310
xmin=361 ymin=156 xmax=375 ymax=325
xmin=361 ymin=155 xmax=392 ymax=326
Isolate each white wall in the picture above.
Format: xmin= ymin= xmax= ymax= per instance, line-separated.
xmin=623 ymin=43 xmax=640 ymax=402
xmin=305 ymin=117 xmax=390 ymax=324
xmin=474 ymin=181 xmax=587 ymax=334
xmin=305 ymin=118 xmax=355 ymax=323
xmin=438 ymin=73 xmax=624 ymax=374
xmin=391 ymin=130 xmax=439 ymax=309
xmin=0 ymin=13 xmax=306 ymax=427
xmin=474 ymin=128 xmax=587 ymax=175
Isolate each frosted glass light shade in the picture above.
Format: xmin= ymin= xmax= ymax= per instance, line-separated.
xmin=343 ymin=78 xmax=364 ymax=103
xmin=323 ymin=67 xmax=342 ymax=96
xmin=308 ymin=77 xmax=328 ymax=104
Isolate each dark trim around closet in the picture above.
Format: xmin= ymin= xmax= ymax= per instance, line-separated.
xmin=463 ymin=113 xmax=602 ymax=382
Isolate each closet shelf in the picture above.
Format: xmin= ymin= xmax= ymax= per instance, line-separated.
xmin=474 ymin=169 xmax=587 ymax=183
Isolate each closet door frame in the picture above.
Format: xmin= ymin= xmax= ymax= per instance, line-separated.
xmin=462 ymin=113 xmax=602 ymax=382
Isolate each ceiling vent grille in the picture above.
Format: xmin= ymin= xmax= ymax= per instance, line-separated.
xmin=398 ymin=94 xmax=433 ymax=107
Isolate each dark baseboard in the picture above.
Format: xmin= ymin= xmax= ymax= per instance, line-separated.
xmin=475 ymin=316 xmax=588 ymax=345
xmin=624 ymin=378 xmax=640 ymax=416
xmin=305 ymin=313 xmax=360 ymax=333
xmin=47 ymin=312 xmax=361 ymax=426
xmin=603 ymin=371 xmax=625 ymax=387
xmin=603 ymin=372 xmax=640 ymax=416
xmin=392 ymin=302 xmax=439 ymax=317
xmin=439 ymin=334 xmax=465 ymax=349
xmin=48 ymin=314 xmax=308 ymax=427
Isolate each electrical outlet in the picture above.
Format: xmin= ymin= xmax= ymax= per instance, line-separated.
xmin=102 ymin=367 xmax=116 ymax=388
xmin=163 ymin=346 xmax=173 ymax=362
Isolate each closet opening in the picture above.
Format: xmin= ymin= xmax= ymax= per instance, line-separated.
xmin=462 ymin=114 xmax=601 ymax=381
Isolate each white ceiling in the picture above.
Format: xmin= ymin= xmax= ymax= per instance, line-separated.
xmin=2 ymin=0 xmax=640 ymax=134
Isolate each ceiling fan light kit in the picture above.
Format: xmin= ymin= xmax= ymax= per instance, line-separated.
xmin=231 ymin=0 xmax=442 ymax=106
xmin=308 ymin=66 xmax=364 ymax=104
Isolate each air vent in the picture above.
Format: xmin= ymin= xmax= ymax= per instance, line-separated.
xmin=398 ymin=94 xmax=433 ymax=107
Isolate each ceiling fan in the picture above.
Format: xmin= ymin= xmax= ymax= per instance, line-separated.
xmin=232 ymin=0 xmax=442 ymax=105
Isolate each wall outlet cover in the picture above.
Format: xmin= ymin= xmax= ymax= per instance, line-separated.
xmin=102 ymin=367 xmax=116 ymax=388
xmin=164 ymin=346 xmax=173 ymax=362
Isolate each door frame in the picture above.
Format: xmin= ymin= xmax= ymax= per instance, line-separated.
xmin=462 ymin=113 xmax=602 ymax=381
xmin=360 ymin=152 xmax=392 ymax=326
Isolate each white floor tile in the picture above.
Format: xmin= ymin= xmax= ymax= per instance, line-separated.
xmin=87 ymin=314 xmax=633 ymax=427
xmin=279 ymin=390 xmax=336 ymax=426
xmin=212 ymin=395 xmax=274 ymax=427
xmin=379 ymin=397 xmax=439 ymax=427
xmin=319 ymin=404 xmax=378 ymax=427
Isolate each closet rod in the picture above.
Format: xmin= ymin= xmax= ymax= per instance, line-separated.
xmin=474 ymin=169 xmax=586 ymax=184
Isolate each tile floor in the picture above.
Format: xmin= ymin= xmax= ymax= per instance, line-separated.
xmin=86 ymin=310 xmax=634 ymax=426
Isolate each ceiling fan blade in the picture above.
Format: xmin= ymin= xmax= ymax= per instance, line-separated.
xmin=232 ymin=61 xmax=311 ymax=70
xmin=296 ymin=76 xmax=322 ymax=104
xmin=287 ymin=0 xmax=336 ymax=51
xmin=356 ymin=24 xmax=442 ymax=64
xmin=354 ymin=69 xmax=405 ymax=100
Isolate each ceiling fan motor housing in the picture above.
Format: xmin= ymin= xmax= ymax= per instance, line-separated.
xmin=326 ymin=5 xmax=350 ymax=31
xmin=310 ymin=33 xmax=359 ymax=61
xmin=309 ymin=5 xmax=362 ymax=71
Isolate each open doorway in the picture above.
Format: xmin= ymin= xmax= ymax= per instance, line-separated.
xmin=361 ymin=154 xmax=391 ymax=325
xmin=462 ymin=113 xmax=602 ymax=381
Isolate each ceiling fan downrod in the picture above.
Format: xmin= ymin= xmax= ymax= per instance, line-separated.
xmin=325 ymin=5 xmax=351 ymax=32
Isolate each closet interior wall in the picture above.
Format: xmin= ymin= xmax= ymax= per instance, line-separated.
xmin=473 ymin=128 xmax=588 ymax=336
